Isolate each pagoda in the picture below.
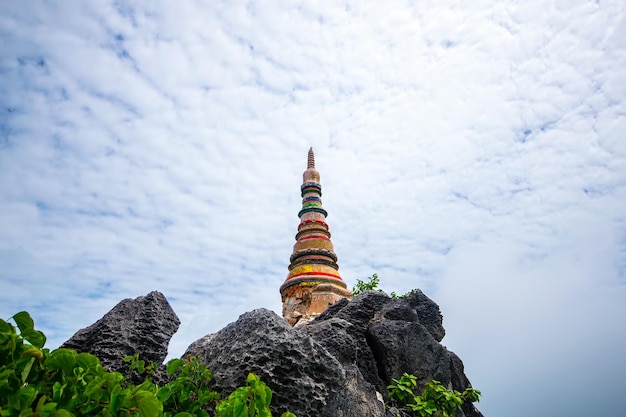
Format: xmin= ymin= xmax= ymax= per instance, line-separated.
xmin=280 ymin=148 xmax=352 ymax=326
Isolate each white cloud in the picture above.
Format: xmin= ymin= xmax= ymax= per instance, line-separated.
xmin=1 ymin=1 xmax=625 ymax=416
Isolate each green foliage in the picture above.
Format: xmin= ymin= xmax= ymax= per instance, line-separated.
xmin=387 ymin=373 xmax=417 ymax=403
xmin=124 ymin=353 xmax=157 ymax=377
xmin=390 ymin=289 xmax=420 ymax=300
xmin=1 ymin=311 xmax=163 ymax=417
xmin=353 ymin=274 xmax=418 ymax=299
xmin=1 ymin=311 xmax=296 ymax=417
xmin=388 ymin=373 xmax=481 ymax=417
xmin=215 ymin=373 xmax=294 ymax=417
xmin=352 ymin=273 xmax=381 ymax=295
xmin=158 ymin=355 xmax=220 ymax=416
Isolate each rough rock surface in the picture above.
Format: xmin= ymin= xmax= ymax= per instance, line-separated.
xmin=63 ymin=289 xmax=482 ymax=417
xmin=185 ymin=308 xmax=385 ymax=417
xmin=187 ymin=291 xmax=483 ymax=417
xmin=61 ymin=291 xmax=180 ymax=375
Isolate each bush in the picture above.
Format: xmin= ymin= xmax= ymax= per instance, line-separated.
xmin=0 ymin=311 xmax=295 ymax=417
xmin=388 ymin=373 xmax=480 ymax=417
xmin=352 ymin=273 xmax=381 ymax=295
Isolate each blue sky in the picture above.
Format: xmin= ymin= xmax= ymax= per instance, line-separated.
xmin=1 ymin=1 xmax=625 ymax=416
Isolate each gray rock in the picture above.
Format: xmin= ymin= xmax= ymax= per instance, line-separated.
xmin=368 ymin=318 xmax=451 ymax=386
xmin=64 ymin=288 xmax=482 ymax=416
xmin=185 ymin=308 xmax=385 ymax=417
xmin=404 ymin=289 xmax=446 ymax=342
xmin=307 ymin=291 xmax=481 ymax=416
xmin=449 ymin=351 xmax=484 ymax=417
xmin=310 ymin=292 xmax=392 ymax=393
xmin=61 ymin=291 xmax=180 ymax=376
xmin=186 ymin=291 xmax=482 ymax=417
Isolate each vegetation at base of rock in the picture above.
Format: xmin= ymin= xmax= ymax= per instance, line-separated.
xmin=215 ymin=373 xmax=295 ymax=417
xmin=0 ymin=311 xmax=296 ymax=417
xmin=388 ymin=373 xmax=481 ymax=417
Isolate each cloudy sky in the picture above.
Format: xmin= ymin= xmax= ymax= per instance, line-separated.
xmin=1 ymin=1 xmax=625 ymax=416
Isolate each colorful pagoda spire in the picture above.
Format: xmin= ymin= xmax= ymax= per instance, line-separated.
xmin=280 ymin=148 xmax=351 ymax=326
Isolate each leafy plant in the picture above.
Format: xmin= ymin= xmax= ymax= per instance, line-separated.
xmin=388 ymin=373 xmax=481 ymax=417
xmin=353 ymin=274 xmax=418 ymax=299
xmin=352 ymin=273 xmax=381 ymax=295
xmin=1 ymin=311 xmax=163 ymax=417
xmin=215 ymin=373 xmax=295 ymax=417
xmin=1 ymin=311 xmax=296 ymax=417
xmin=157 ymin=355 xmax=220 ymax=416
xmin=390 ymin=289 xmax=421 ymax=300
xmin=124 ymin=352 xmax=157 ymax=377
xmin=387 ymin=372 xmax=417 ymax=403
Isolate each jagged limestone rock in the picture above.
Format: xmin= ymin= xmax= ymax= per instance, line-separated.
xmin=185 ymin=308 xmax=385 ymax=417
xmin=61 ymin=291 xmax=180 ymax=375
xmin=308 ymin=291 xmax=482 ymax=417
xmin=187 ymin=291 xmax=482 ymax=417
xmin=62 ymin=289 xmax=482 ymax=417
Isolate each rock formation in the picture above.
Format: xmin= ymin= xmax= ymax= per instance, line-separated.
xmin=187 ymin=291 xmax=483 ymax=417
xmin=63 ymin=290 xmax=483 ymax=417
xmin=61 ymin=291 xmax=180 ymax=376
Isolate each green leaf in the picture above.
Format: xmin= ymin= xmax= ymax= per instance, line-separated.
xmin=75 ymin=352 xmax=100 ymax=369
xmin=49 ymin=410 xmax=74 ymax=417
xmin=253 ymin=386 xmax=266 ymax=406
xmin=0 ymin=367 xmax=13 ymax=385
xmin=21 ymin=329 xmax=46 ymax=348
xmin=21 ymin=357 xmax=35 ymax=383
xmin=156 ymin=385 xmax=172 ymax=403
xmin=11 ymin=385 xmax=37 ymax=410
xmin=134 ymin=390 xmax=163 ymax=417
xmin=80 ymin=401 xmax=100 ymax=414
xmin=109 ymin=385 xmax=127 ymax=414
xmin=0 ymin=318 xmax=14 ymax=333
xmin=46 ymin=349 xmax=77 ymax=373
xmin=84 ymin=377 xmax=107 ymax=398
xmin=166 ymin=358 xmax=184 ymax=375
xmin=34 ymin=394 xmax=47 ymax=415
xmin=258 ymin=407 xmax=272 ymax=417
xmin=42 ymin=401 xmax=59 ymax=415
xmin=233 ymin=396 xmax=245 ymax=417
xmin=12 ymin=312 xmax=35 ymax=333
xmin=52 ymin=382 xmax=64 ymax=402
xmin=246 ymin=373 xmax=259 ymax=384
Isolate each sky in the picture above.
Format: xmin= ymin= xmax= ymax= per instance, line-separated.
xmin=1 ymin=1 xmax=625 ymax=416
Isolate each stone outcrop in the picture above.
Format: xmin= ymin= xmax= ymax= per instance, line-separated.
xmin=63 ymin=290 xmax=482 ymax=417
xmin=61 ymin=291 xmax=180 ymax=376
xmin=187 ymin=290 xmax=483 ymax=417
xmin=186 ymin=308 xmax=385 ymax=417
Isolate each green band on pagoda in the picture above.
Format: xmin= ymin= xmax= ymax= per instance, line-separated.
xmin=301 ymin=189 xmax=322 ymax=197
xmin=301 ymin=182 xmax=322 ymax=197
xmin=298 ymin=206 xmax=328 ymax=217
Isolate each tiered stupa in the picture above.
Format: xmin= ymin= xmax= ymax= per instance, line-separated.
xmin=280 ymin=148 xmax=352 ymax=326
